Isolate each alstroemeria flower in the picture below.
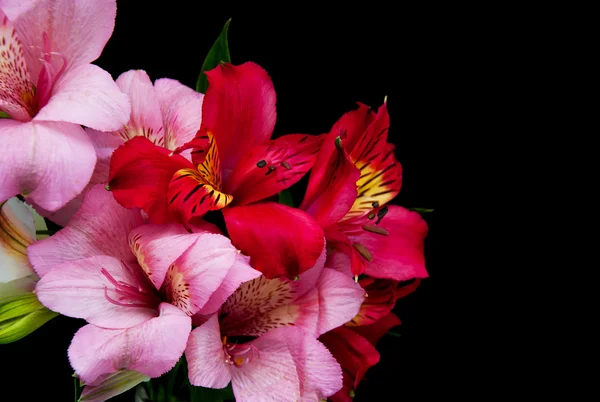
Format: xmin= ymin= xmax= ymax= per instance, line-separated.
xmin=0 ymin=0 xmax=130 ymax=211
xmin=0 ymin=197 xmax=58 ymax=343
xmin=27 ymin=185 xmax=260 ymax=387
xmin=300 ymin=102 xmax=428 ymax=280
xmin=185 ymin=254 xmax=365 ymax=401
xmin=108 ymin=62 xmax=324 ymax=279
xmin=36 ymin=69 xmax=203 ymax=226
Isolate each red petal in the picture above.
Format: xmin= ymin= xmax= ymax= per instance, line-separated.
xmin=350 ymin=312 xmax=402 ymax=346
xmin=202 ymin=62 xmax=276 ymax=174
xmin=338 ymin=205 xmax=428 ymax=281
xmin=346 ymin=277 xmax=398 ymax=327
xmin=224 ymin=134 xmax=322 ymax=206
xmin=320 ymin=326 xmax=379 ymax=401
xmin=223 ymin=202 xmax=324 ymax=279
xmin=171 ymin=128 xmax=211 ymax=166
xmin=108 ymin=136 xmax=193 ymax=223
xmin=300 ymin=135 xmax=360 ymax=228
xmin=303 ymin=103 xmax=373 ymax=208
xmin=395 ymin=278 xmax=422 ymax=299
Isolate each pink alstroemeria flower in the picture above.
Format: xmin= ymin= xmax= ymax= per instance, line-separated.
xmin=186 ymin=252 xmax=365 ymax=401
xmin=0 ymin=0 xmax=130 ymax=211
xmin=300 ymin=102 xmax=429 ymax=281
xmin=27 ymin=185 xmax=260 ymax=388
xmin=107 ymin=62 xmax=325 ymax=280
xmin=38 ymin=69 xmax=203 ymax=226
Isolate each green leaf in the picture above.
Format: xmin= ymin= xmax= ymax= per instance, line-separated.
xmin=0 ymin=111 xmax=9 ymax=119
xmin=277 ymin=189 xmax=294 ymax=207
xmin=409 ymin=207 xmax=434 ymax=214
xmin=190 ymin=385 xmax=224 ymax=402
xmin=387 ymin=330 xmax=402 ymax=338
xmin=196 ymin=19 xmax=231 ymax=93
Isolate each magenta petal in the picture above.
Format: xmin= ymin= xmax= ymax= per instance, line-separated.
xmin=185 ymin=314 xmax=232 ymax=388
xmin=35 ymin=64 xmax=130 ymax=132
xmin=35 ymin=255 xmax=157 ymax=329
xmin=69 ymin=303 xmax=191 ymax=384
xmin=0 ymin=120 xmax=96 ymax=211
xmin=28 ymin=185 xmax=144 ymax=277
xmin=154 ymin=78 xmax=204 ymax=152
xmin=4 ymin=0 xmax=117 ymax=81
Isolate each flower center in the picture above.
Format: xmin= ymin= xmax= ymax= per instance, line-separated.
xmin=222 ymin=336 xmax=260 ymax=367
xmin=162 ymin=263 xmax=193 ymax=315
xmin=101 ymin=264 xmax=160 ymax=308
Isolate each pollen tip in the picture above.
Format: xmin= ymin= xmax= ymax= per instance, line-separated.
xmin=105 ymin=185 xmax=111 ymax=191
xmin=335 ymin=136 xmax=343 ymax=149
xmin=293 ymin=275 xmax=299 ymax=281
xmin=354 ymin=275 xmax=358 ymax=283
xmin=168 ymin=151 xmax=174 ymax=157
xmin=383 ymin=95 xmax=388 ymax=105
xmin=349 ymin=389 xmax=356 ymax=398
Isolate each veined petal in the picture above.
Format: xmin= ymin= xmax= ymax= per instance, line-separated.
xmin=27 ymin=184 xmax=144 ymax=277
xmin=300 ymin=135 xmax=361 ymax=228
xmin=35 ymin=64 xmax=130 ymax=132
xmin=154 ymin=78 xmax=203 ymax=152
xmin=108 ymin=136 xmax=194 ymax=224
xmin=0 ymin=119 xmax=96 ymax=211
xmin=225 ymin=134 xmax=322 ymax=206
xmin=3 ymin=0 xmax=117 ymax=81
xmin=0 ymin=197 xmax=36 ymax=283
xmin=114 ymin=69 xmax=163 ymax=146
xmin=223 ymin=202 xmax=324 ymax=279
xmin=68 ymin=303 xmax=190 ymax=383
xmin=35 ymin=255 xmax=158 ymax=329
xmin=185 ymin=314 xmax=232 ymax=389
xmin=202 ymin=62 xmax=276 ymax=176
xmin=0 ymin=10 xmax=34 ymax=121
xmin=339 ymin=205 xmax=428 ymax=281
xmin=161 ymin=234 xmax=238 ymax=316
xmin=320 ymin=326 xmax=379 ymax=402
xmin=79 ymin=370 xmax=150 ymax=402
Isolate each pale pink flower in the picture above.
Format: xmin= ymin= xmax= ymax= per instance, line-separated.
xmin=0 ymin=0 xmax=130 ymax=211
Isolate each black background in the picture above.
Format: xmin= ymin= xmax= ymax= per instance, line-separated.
xmin=2 ymin=2 xmax=456 ymax=400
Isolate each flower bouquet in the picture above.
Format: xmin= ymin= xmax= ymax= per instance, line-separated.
xmin=0 ymin=1 xmax=430 ymax=401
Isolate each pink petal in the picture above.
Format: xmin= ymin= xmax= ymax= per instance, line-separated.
xmin=161 ymin=234 xmax=243 ymax=316
xmin=198 ymin=253 xmax=261 ymax=316
xmin=154 ymin=78 xmax=204 ymax=152
xmin=224 ymin=134 xmax=323 ymax=206
xmin=300 ymin=135 xmax=360 ymax=228
xmin=114 ymin=70 xmax=164 ymax=145
xmin=35 ymin=255 xmax=158 ymax=328
xmin=202 ymin=62 xmax=276 ymax=175
xmin=0 ymin=119 xmax=96 ymax=211
xmin=231 ymin=327 xmax=342 ymax=401
xmin=341 ymin=205 xmax=429 ymax=281
xmin=27 ymin=184 xmax=144 ymax=277
xmin=185 ymin=314 xmax=232 ymax=388
xmin=3 ymin=0 xmax=117 ymax=82
xmin=0 ymin=10 xmax=34 ymax=122
xmin=128 ymin=223 xmax=206 ymax=290
xmin=35 ymin=64 xmax=130 ymax=132
xmin=0 ymin=197 xmax=36 ymax=283
xmin=223 ymin=202 xmax=324 ymax=279
xmin=69 ymin=303 xmax=190 ymax=383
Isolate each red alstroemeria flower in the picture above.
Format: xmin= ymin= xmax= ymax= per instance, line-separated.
xmin=300 ymin=101 xmax=428 ymax=280
xmin=108 ymin=62 xmax=324 ymax=279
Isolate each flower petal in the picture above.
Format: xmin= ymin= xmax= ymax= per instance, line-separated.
xmin=108 ymin=136 xmax=193 ymax=224
xmin=300 ymin=135 xmax=360 ymax=228
xmin=185 ymin=314 xmax=232 ymax=389
xmin=320 ymin=326 xmax=379 ymax=402
xmin=223 ymin=202 xmax=324 ymax=279
xmin=79 ymin=370 xmax=150 ymax=402
xmin=68 ymin=303 xmax=190 ymax=383
xmin=345 ymin=277 xmax=398 ymax=327
xmin=351 ymin=312 xmax=402 ymax=346
xmin=0 ymin=10 xmax=34 ymax=121
xmin=161 ymin=234 xmax=239 ymax=316
xmin=35 ymin=255 xmax=157 ymax=329
xmin=114 ymin=69 xmax=163 ymax=145
xmin=340 ymin=205 xmax=428 ymax=280
xmin=154 ymin=78 xmax=203 ymax=152
xmin=3 ymin=0 xmax=117 ymax=81
xmin=27 ymin=184 xmax=144 ymax=277
xmin=0 ymin=197 xmax=36 ymax=283
xmin=0 ymin=119 xmax=96 ymax=211
xmin=225 ymin=134 xmax=322 ymax=206
xmin=35 ymin=64 xmax=130 ymax=132
xmin=202 ymin=62 xmax=276 ymax=175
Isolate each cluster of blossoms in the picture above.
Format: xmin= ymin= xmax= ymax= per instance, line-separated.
xmin=0 ymin=1 xmax=429 ymax=401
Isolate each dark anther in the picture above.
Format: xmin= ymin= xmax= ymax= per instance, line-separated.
xmin=376 ymin=206 xmax=388 ymax=224
xmin=281 ymin=161 xmax=292 ymax=170
xmin=256 ymin=160 xmax=267 ymax=168
xmin=362 ymin=225 xmax=389 ymax=236
xmin=372 ymin=201 xmax=380 ymax=208
xmin=265 ymin=166 xmax=277 ymax=176
xmin=367 ymin=212 xmax=376 ymax=220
